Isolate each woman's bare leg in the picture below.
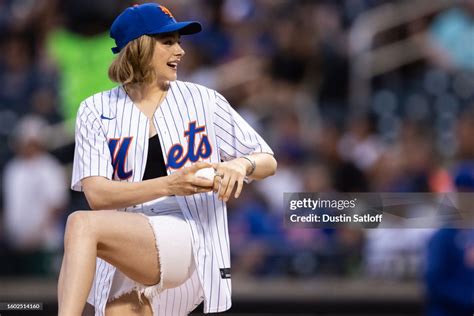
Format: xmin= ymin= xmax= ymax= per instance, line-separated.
xmin=105 ymin=292 xmax=153 ymax=316
xmin=58 ymin=211 xmax=160 ymax=316
xmin=57 ymin=255 xmax=66 ymax=310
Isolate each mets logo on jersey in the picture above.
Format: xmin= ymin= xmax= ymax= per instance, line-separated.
xmin=108 ymin=122 xmax=212 ymax=179
xmin=167 ymin=121 xmax=212 ymax=169
xmin=108 ymin=137 xmax=134 ymax=180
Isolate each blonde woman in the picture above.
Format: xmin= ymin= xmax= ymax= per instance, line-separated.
xmin=58 ymin=3 xmax=277 ymax=316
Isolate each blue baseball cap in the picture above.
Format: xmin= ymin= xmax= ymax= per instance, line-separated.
xmin=110 ymin=3 xmax=202 ymax=54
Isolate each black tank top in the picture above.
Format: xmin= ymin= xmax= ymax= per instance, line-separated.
xmin=142 ymin=134 xmax=168 ymax=180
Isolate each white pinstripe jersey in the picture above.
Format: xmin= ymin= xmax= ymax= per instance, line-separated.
xmin=71 ymin=80 xmax=273 ymax=315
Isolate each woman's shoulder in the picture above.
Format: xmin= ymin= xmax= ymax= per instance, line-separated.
xmin=79 ymin=86 xmax=125 ymax=110
xmin=173 ymin=80 xmax=217 ymax=96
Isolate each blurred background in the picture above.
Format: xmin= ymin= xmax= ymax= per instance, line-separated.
xmin=0 ymin=0 xmax=473 ymax=315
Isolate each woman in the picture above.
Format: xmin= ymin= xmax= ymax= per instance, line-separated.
xmin=58 ymin=3 xmax=277 ymax=316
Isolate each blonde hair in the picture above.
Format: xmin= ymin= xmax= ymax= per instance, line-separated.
xmin=108 ymin=35 xmax=156 ymax=89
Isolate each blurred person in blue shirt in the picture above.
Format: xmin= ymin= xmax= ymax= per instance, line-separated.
xmin=228 ymin=187 xmax=286 ymax=276
xmin=425 ymin=129 xmax=474 ymax=315
xmin=425 ymin=228 xmax=474 ymax=316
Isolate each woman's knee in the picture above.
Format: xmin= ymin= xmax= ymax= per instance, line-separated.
xmin=64 ymin=211 xmax=94 ymax=247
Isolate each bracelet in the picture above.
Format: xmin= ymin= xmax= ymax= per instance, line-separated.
xmin=241 ymin=156 xmax=256 ymax=176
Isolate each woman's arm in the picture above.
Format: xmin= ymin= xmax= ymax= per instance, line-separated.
xmin=212 ymin=153 xmax=277 ymax=202
xmin=240 ymin=152 xmax=277 ymax=180
xmin=211 ymin=92 xmax=277 ymax=201
xmin=82 ymin=162 xmax=214 ymax=210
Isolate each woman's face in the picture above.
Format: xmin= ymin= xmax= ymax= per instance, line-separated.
xmin=151 ymin=32 xmax=185 ymax=82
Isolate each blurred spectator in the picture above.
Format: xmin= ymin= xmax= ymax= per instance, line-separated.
xmin=256 ymin=163 xmax=304 ymax=215
xmin=365 ymin=228 xmax=434 ymax=280
xmin=0 ymin=34 xmax=58 ymax=116
xmin=314 ymin=2 xmax=351 ymax=125
xmin=2 ymin=115 xmax=67 ymax=252
xmin=424 ymin=107 xmax=474 ymax=315
xmin=455 ymin=106 xmax=474 ymax=161
xmin=46 ymin=0 xmax=123 ymax=127
xmin=339 ymin=114 xmax=383 ymax=172
xmin=363 ymin=120 xmax=440 ymax=280
xmin=428 ymin=0 xmax=474 ymax=70
xmin=228 ymin=188 xmax=286 ymax=276
xmin=313 ymin=120 xmax=370 ymax=192
xmin=0 ymin=0 xmax=52 ymax=37
xmin=192 ymin=0 xmax=234 ymax=63
xmin=391 ymin=122 xmax=439 ymax=192
xmin=0 ymin=27 xmax=60 ymax=171
xmin=371 ymin=120 xmax=451 ymax=192
xmin=0 ymin=35 xmax=32 ymax=115
xmin=425 ymin=228 xmax=474 ymax=316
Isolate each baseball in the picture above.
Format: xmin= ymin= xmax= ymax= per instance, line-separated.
xmin=195 ymin=167 xmax=215 ymax=181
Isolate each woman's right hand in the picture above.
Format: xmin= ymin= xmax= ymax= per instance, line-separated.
xmin=165 ymin=162 xmax=215 ymax=196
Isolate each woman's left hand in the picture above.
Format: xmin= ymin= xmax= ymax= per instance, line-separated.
xmin=212 ymin=158 xmax=249 ymax=202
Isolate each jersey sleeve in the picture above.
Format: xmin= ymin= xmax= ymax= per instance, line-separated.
xmin=213 ymin=92 xmax=273 ymax=161
xmin=71 ymin=101 xmax=113 ymax=191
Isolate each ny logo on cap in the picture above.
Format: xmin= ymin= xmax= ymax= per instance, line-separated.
xmin=159 ymin=5 xmax=174 ymax=19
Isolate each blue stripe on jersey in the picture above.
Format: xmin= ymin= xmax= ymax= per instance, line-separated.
xmin=215 ymin=93 xmax=266 ymax=153
xmin=215 ymin=95 xmax=251 ymax=142
xmin=94 ymin=115 xmax=101 ymax=175
xmin=179 ymin=284 xmax=184 ymax=315
xmin=120 ymin=91 xmax=126 ymax=137
xmin=214 ymin=122 xmax=254 ymax=151
xmin=180 ymin=86 xmax=213 ymax=300
xmin=97 ymin=260 xmax=106 ymax=314
xmin=215 ymin=134 xmax=247 ymax=156
xmin=194 ymin=84 xmax=231 ymax=310
xmin=175 ymin=83 xmax=192 ymax=123
xmin=205 ymin=89 xmax=229 ymax=289
xmin=168 ymin=86 xmax=212 ymax=304
xmin=113 ymin=88 xmax=119 ymax=139
xmin=138 ymin=113 xmax=148 ymax=207
xmin=189 ymin=84 xmax=205 ymax=146
xmin=170 ymin=86 xmax=188 ymax=133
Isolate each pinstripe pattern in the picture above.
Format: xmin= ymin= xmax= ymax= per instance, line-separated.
xmin=71 ymin=81 xmax=273 ymax=315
